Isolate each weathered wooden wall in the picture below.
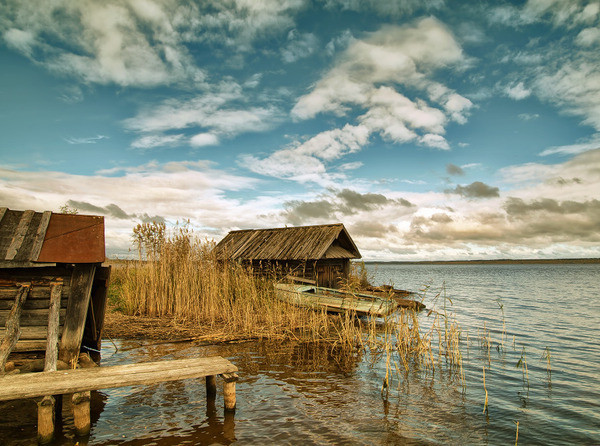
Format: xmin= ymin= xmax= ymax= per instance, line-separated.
xmin=0 ymin=267 xmax=71 ymax=352
xmin=248 ymin=258 xmax=350 ymax=288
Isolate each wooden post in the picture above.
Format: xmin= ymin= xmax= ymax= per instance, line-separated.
xmin=36 ymin=281 xmax=63 ymax=443
xmin=37 ymin=395 xmax=55 ymax=444
xmin=45 ymin=281 xmax=62 ymax=372
xmin=59 ymin=264 xmax=96 ymax=367
xmin=72 ymin=391 xmax=91 ymax=436
xmin=0 ymin=284 xmax=30 ymax=372
xmin=206 ymin=375 xmax=217 ymax=399
xmin=221 ymin=373 xmax=238 ymax=412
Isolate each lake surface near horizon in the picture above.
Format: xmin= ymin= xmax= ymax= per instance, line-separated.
xmin=1 ymin=263 xmax=598 ymax=445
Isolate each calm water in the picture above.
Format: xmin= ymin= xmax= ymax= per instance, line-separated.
xmin=1 ymin=263 xmax=599 ymax=445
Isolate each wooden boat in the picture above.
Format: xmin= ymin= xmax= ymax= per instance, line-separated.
xmin=274 ymin=283 xmax=399 ymax=317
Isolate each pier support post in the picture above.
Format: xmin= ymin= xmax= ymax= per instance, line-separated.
xmin=206 ymin=375 xmax=217 ymax=399
xmin=37 ymin=395 xmax=55 ymax=444
xmin=221 ymin=373 xmax=238 ymax=412
xmin=72 ymin=391 xmax=91 ymax=436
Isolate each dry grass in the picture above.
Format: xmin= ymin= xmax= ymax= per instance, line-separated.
xmin=108 ymin=223 xmax=465 ymax=388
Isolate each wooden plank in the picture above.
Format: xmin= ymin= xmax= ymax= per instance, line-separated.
xmin=0 ymin=308 xmax=66 ymax=326
xmin=0 ymin=325 xmax=64 ymax=340
xmin=0 ymin=207 xmax=7 ymax=223
xmin=0 ymin=356 xmax=238 ymax=400
xmin=11 ymin=340 xmax=47 ymax=352
xmin=44 ymin=282 xmax=62 ymax=372
xmin=5 ymin=210 xmax=35 ymax=261
xmin=0 ymin=284 xmax=30 ymax=371
xmin=0 ymin=299 xmax=68 ymax=311
xmin=29 ymin=211 xmax=52 ymax=262
xmin=59 ymin=264 xmax=95 ymax=366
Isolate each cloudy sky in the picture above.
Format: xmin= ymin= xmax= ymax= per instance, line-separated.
xmin=1 ymin=0 xmax=600 ymax=260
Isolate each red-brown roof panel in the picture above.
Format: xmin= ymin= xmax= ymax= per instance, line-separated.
xmin=37 ymin=214 xmax=105 ymax=263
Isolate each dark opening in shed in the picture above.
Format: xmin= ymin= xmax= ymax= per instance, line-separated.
xmin=214 ymin=223 xmax=361 ymax=288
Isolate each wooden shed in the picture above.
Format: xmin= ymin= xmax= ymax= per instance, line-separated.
xmin=0 ymin=207 xmax=110 ymax=367
xmin=214 ymin=223 xmax=361 ymax=288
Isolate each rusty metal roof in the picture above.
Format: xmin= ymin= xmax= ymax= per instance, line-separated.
xmin=214 ymin=223 xmax=361 ymax=261
xmin=0 ymin=208 xmax=105 ymax=266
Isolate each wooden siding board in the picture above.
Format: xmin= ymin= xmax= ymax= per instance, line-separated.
xmin=29 ymin=211 xmax=51 ymax=261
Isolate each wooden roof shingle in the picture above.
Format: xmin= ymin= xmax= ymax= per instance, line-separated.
xmin=214 ymin=223 xmax=361 ymax=261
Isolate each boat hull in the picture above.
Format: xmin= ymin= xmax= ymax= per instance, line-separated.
xmin=274 ymin=283 xmax=399 ymax=317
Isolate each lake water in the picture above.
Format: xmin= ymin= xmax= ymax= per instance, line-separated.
xmin=1 ymin=263 xmax=599 ymax=445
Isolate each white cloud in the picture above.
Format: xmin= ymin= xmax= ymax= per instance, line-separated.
xmin=539 ymin=134 xmax=600 ymax=156
xmin=0 ymin=0 xmax=205 ymax=87
xmin=576 ymin=27 xmax=600 ymax=46
xmin=504 ymin=82 xmax=531 ymax=100
xmin=124 ymin=85 xmax=282 ymax=148
xmin=130 ymin=134 xmax=185 ymax=150
xmin=190 ymin=133 xmax=219 ymax=147
xmin=534 ymin=62 xmax=600 ymax=130
xmin=281 ymin=30 xmax=319 ymax=63
xmin=240 ymin=124 xmax=368 ymax=185
xmin=290 ymin=18 xmax=471 ymax=155
xmin=64 ymin=135 xmax=109 ymax=144
xmin=0 ymin=160 xmax=264 ymax=256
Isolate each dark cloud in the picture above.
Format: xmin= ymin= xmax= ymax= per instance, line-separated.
xmin=446 ymin=163 xmax=464 ymax=176
xmin=404 ymin=197 xmax=600 ymax=247
xmin=350 ymin=221 xmax=399 ymax=238
xmin=67 ymin=200 xmax=132 ymax=219
xmin=284 ymin=189 xmax=414 ymax=225
xmin=284 ymin=200 xmax=334 ymax=225
xmin=504 ymin=197 xmax=600 ymax=216
xmin=446 ymin=181 xmax=499 ymax=198
xmin=67 ymin=200 xmax=165 ymax=223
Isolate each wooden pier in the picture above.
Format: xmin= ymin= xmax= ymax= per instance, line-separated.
xmin=0 ymin=356 xmax=238 ymax=442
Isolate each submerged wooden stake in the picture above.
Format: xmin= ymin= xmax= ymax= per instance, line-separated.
xmin=206 ymin=375 xmax=217 ymax=399
xmin=221 ymin=373 xmax=238 ymax=411
xmin=37 ymin=395 xmax=55 ymax=444
xmin=72 ymin=391 xmax=91 ymax=436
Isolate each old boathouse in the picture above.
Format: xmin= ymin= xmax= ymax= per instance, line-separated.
xmin=214 ymin=223 xmax=362 ymax=288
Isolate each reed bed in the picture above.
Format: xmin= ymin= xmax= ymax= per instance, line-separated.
xmin=109 ymin=223 xmax=465 ymax=391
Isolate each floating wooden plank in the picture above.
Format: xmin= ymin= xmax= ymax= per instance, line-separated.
xmin=5 ymin=210 xmax=35 ymax=261
xmin=0 ymin=356 xmax=238 ymax=400
xmin=29 ymin=211 xmax=52 ymax=262
xmin=0 ymin=284 xmax=30 ymax=371
xmin=59 ymin=265 xmax=95 ymax=366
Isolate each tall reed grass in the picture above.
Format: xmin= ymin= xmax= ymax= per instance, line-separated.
xmin=109 ymin=223 xmax=465 ymax=390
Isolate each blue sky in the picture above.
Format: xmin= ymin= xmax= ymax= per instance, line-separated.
xmin=1 ymin=0 xmax=600 ymax=260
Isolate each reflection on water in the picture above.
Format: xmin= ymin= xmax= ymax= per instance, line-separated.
xmin=0 ymin=264 xmax=599 ymax=445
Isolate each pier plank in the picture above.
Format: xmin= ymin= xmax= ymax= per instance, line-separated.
xmin=0 ymin=356 xmax=238 ymax=401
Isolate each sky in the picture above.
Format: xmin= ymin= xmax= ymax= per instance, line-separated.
xmin=1 ymin=0 xmax=600 ymax=261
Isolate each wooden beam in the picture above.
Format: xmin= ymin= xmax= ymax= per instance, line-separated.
xmin=0 ymin=207 xmax=7 ymax=223
xmin=5 ymin=210 xmax=35 ymax=261
xmin=0 ymin=356 xmax=238 ymax=400
xmin=45 ymin=281 xmax=63 ymax=372
xmin=59 ymin=265 xmax=96 ymax=366
xmin=29 ymin=211 xmax=52 ymax=262
xmin=0 ymin=284 xmax=30 ymax=372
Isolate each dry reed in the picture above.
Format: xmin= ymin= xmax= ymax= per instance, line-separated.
xmin=109 ymin=223 xmax=466 ymax=395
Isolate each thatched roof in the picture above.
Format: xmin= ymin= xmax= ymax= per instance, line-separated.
xmin=0 ymin=207 xmax=105 ymax=267
xmin=214 ymin=223 xmax=361 ymax=261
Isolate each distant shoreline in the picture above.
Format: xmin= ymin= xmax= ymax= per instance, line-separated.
xmin=362 ymin=258 xmax=600 ymax=265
